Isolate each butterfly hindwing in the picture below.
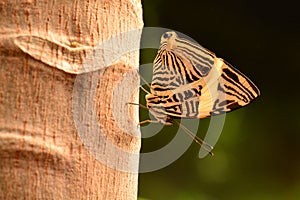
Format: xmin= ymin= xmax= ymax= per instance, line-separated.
xmin=197 ymin=58 xmax=260 ymax=118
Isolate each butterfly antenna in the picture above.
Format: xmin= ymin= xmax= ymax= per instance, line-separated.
xmin=172 ymin=119 xmax=214 ymax=156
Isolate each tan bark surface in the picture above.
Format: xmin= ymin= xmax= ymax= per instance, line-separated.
xmin=0 ymin=0 xmax=143 ymax=199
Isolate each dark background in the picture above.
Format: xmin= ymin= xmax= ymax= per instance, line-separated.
xmin=138 ymin=1 xmax=300 ymax=199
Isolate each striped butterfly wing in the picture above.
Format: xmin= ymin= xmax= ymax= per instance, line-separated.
xmin=146 ymin=31 xmax=260 ymax=122
xmin=196 ymin=58 xmax=260 ymax=118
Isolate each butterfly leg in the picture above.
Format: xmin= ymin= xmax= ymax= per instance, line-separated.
xmin=126 ymin=102 xmax=148 ymax=110
xmin=139 ymin=119 xmax=175 ymax=127
xmin=138 ymin=119 xmax=160 ymax=126
xmin=136 ymin=70 xmax=153 ymax=95
xmin=127 ymin=102 xmax=172 ymax=126
xmin=126 ymin=102 xmax=158 ymax=126
xmin=139 ymin=84 xmax=150 ymax=95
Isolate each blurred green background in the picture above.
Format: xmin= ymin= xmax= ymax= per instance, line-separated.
xmin=138 ymin=0 xmax=300 ymax=200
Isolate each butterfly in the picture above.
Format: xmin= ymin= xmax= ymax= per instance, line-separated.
xmin=138 ymin=31 xmax=260 ymax=155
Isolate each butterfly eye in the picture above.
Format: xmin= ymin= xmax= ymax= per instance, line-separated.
xmin=195 ymin=64 xmax=211 ymax=76
xmin=163 ymin=32 xmax=173 ymax=39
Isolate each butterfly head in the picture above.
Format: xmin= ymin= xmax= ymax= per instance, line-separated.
xmin=159 ymin=31 xmax=214 ymax=77
xmin=160 ymin=31 xmax=179 ymax=51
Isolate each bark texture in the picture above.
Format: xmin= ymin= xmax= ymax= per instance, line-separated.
xmin=0 ymin=0 xmax=143 ymax=199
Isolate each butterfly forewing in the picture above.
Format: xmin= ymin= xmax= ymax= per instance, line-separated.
xmin=146 ymin=31 xmax=260 ymax=123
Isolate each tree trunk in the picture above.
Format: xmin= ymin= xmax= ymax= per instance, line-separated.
xmin=0 ymin=0 xmax=143 ymax=199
